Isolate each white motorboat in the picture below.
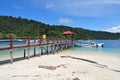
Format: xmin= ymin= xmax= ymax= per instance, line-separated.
xmin=74 ymin=40 xmax=104 ymax=47
xmin=97 ymin=43 xmax=104 ymax=47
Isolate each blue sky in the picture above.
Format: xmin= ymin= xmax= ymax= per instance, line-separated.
xmin=1 ymin=0 xmax=120 ymax=31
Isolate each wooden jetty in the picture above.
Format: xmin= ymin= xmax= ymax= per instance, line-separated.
xmin=0 ymin=34 xmax=74 ymax=64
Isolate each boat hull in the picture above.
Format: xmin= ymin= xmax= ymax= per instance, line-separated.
xmin=74 ymin=43 xmax=104 ymax=47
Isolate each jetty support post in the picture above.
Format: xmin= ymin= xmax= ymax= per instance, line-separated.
xmin=60 ymin=39 xmax=63 ymax=52
xmin=40 ymin=37 xmax=43 ymax=56
xmin=34 ymin=39 xmax=36 ymax=56
xmin=47 ymin=38 xmax=49 ymax=54
xmin=24 ymin=48 xmax=26 ymax=58
xmin=56 ymin=39 xmax=60 ymax=53
xmin=27 ymin=33 xmax=30 ymax=59
xmin=66 ymin=39 xmax=68 ymax=49
xmin=52 ymin=39 xmax=55 ymax=54
xmin=10 ymin=34 xmax=13 ymax=64
xmin=54 ymin=39 xmax=57 ymax=53
xmin=23 ymin=37 xmax=27 ymax=58
xmin=34 ymin=47 xmax=36 ymax=56
xmin=63 ymin=39 xmax=66 ymax=50
xmin=71 ymin=34 xmax=74 ymax=47
xmin=50 ymin=38 xmax=53 ymax=54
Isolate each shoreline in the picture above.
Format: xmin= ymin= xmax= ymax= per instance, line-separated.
xmin=1 ymin=46 xmax=120 ymax=62
xmin=0 ymin=50 xmax=120 ymax=80
xmin=68 ymin=47 xmax=120 ymax=55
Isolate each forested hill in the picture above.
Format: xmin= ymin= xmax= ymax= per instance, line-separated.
xmin=0 ymin=15 xmax=120 ymax=40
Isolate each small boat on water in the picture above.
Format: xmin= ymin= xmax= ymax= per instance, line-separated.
xmin=97 ymin=43 xmax=104 ymax=47
xmin=74 ymin=40 xmax=104 ymax=47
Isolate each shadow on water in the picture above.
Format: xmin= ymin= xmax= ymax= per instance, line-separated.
xmin=0 ymin=57 xmax=27 ymax=65
xmin=0 ymin=50 xmax=53 ymax=65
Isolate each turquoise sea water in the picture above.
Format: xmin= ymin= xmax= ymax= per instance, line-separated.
xmin=0 ymin=40 xmax=120 ymax=61
xmin=70 ymin=40 xmax=120 ymax=54
xmin=0 ymin=40 xmax=41 ymax=61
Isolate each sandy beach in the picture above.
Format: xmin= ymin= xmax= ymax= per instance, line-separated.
xmin=0 ymin=50 xmax=120 ymax=80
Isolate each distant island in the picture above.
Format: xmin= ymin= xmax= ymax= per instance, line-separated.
xmin=0 ymin=15 xmax=120 ymax=40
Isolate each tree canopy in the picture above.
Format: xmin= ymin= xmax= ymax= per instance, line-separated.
xmin=0 ymin=15 xmax=120 ymax=40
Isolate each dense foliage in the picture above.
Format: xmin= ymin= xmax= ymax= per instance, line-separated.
xmin=0 ymin=15 xmax=120 ymax=40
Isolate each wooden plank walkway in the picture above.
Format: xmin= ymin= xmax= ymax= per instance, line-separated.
xmin=0 ymin=37 xmax=74 ymax=64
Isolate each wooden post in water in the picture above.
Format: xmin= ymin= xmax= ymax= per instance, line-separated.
xmin=34 ymin=39 xmax=36 ymax=56
xmin=23 ymin=37 xmax=27 ymax=58
xmin=47 ymin=38 xmax=49 ymax=54
xmin=62 ymin=39 xmax=66 ymax=50
xmin=40 ymin=37 xmax=43 ymax=56
xmin=51 ymin=39 xmax=53 ymax=54
xmin=24 ymin=48 xmax=26 ymax=57
xmin=54 ymin=39 xmax=56 ymax=53
xmin=66 ymin=39 xmax=68 ymax=49
xmin=71 ymin=34 xmax=74 ymax=47
xmin=52 ymin=39 xmax=55 ymax=54
xmin=27 ymin=33 xmax=30 ymax=59
xmin=57 ymin=39 xmax=59 ymax=53
xmin=10 ymin=34 xmax=13 ymax=64
xmin=34 ymin=47 xmax=36 ymax=56
xmin=60 ymin=39 xmax=62 ymax=52
xmin=54 ymin=39 xmax=58 ymax=53
xmin=50 ymin=38 xmax=52 ymax=54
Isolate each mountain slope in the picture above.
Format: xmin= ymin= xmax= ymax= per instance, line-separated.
xmin=0 ymin=16 xmax=120 ymax=39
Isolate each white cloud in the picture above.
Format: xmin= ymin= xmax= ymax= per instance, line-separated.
xmin=29 ymin=0 xmax=120 ymax=17
xmin=103 ymin=25 xmax=120 ymax=33
xmin=46 ymin=3 xmax=54 ymax=9
xmin=59 ymin=18 xmax=73 ymax=24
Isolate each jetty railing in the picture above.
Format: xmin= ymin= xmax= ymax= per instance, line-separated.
xmin=0 ymin=35 xmax=74 ymax=64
